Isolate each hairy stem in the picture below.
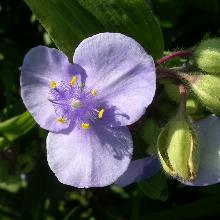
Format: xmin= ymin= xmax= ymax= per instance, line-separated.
xmin=157 ymin=50 xmax=193 ymax=65
xmin=156 ymin=67 xmax=181 ymax=83
xmin=179 ymin=84 xmax=187 ymax=113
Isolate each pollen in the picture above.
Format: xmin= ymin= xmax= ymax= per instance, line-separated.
xmin=98 ymin=109 xmax=105 ymax=119
xmin=50 ymin=81 xmax=57 ymax=89
xmin=70 ymin=76 xmax=77 ymax=86
xmin=81 ymin=123 xmax=90 ymax=129
xmin=57 ymin=117 xmax=66 ymax=124
xmin=91 ymin=89 xmax=97 ymax=96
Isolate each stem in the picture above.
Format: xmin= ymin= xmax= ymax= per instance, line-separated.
xmin=179 ymin=84 xmax=187 ymax=102
xmin=179 ymin=84 xmax=187 ymax=113
xmin=157 ymin=50 xmax=193 ymax=65
xmin=156 ymin=67 xmax=181 ymax=83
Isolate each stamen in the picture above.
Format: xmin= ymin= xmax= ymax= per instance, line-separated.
xmin=91 ymin=89 xmax=97 ymax=96
xmin=98 ymin=109 xmax=105 ymax=119
xmin=48 ymin=99 xmax=62 ymax=105
xmin=57 ymin=117 xmax=66 ymax=124
xmin=81 ymin=123 xmax=90 ymax=129
xmin=70 ymin=76 xmax=77 ymax=87
xmin=50 ymin=81 xmax=57 ymax=89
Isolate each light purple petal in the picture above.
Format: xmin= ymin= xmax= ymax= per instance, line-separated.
xmin=73 ymin=33 xmax=156 ymax=127
xmin=20 ymin=46 xmax=85 ymax=131
xmin=180 ymin=115 xmax=220 ymax=186
xmin=115 ymin=156 xmax=161 ymax=187
xmin=46 ymin=125 xmax=133 ymax=188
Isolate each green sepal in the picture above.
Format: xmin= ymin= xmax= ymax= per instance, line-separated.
xmin=184 ymin=74 xmax=220 ymax=115
xmin=195 ymin=38 xmax=220 ymax=74
xmin=157 ymin=105 xmax=199 ymax=180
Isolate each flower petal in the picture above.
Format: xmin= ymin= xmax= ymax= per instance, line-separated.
xmin=115 ymin=156 xmax=161 ymax=187
xmin=20 ymin=46 xmax=85 ymax=131
xmin=46 ymin=125 xmax=133 ymax=188
xmin=180 ymin=115 xmax=220 ymax=186
xmin=73 ymin=33 xmax=156 ymax=126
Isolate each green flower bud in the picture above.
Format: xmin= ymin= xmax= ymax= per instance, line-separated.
xmin=164 ymin=81 xmax=180 ymax=103
xmin=195 ymin=39 xmax=220 ymax=74
xmin=184 ymin=74 xmax=220 ymax=115
xmin=157 ymin=104 xmax=199 ymax=180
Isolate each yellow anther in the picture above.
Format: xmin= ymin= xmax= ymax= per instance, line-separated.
xmin=98 ymin=109 xmax=105 ymax=119
xmin=91 ymin=89 xmax=97 ymax=96
xmin=50 ymin=81 xmax=57 ymax=89
xmin=57 ymin=117 xmax=66 ymax=124
xmin=81 ymin=123 xmax=90 ymax=129
xmin=70 ymin=76 xmax=77 ymax=86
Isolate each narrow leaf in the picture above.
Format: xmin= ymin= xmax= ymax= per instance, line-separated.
xmin=138 ymin=172 xmax=169 ymax=201
xmin=0 ymin=112 xmax=36 ymax=142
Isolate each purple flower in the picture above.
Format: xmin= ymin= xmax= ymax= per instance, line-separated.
xmin=117 ymin=115 xmax=220 ymax=187
xmin=20 ymin=33 xmax=156 ymax=188
xmin=116 ymin=156 xmax=161 ymax=187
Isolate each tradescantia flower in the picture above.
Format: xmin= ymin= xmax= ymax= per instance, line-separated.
xmin=116 ymin=156 xmax=161 ymax=187
xmin=117 ymin=115 xmax=220 ymax=187
xmin=20 ymin=33 xmax=157 ymax=188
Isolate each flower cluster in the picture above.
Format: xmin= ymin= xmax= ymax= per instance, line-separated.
xmin=117 ymin=38 xmax=220 ymax=187
xmin=21 ymin=33 xmax=220 ymax=188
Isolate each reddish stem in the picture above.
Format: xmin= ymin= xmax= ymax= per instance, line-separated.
xmin=156 ymin=67 xmax=182 ymax=83
xmin=156 ymin=50 xmax=193 ymax=65
xmin=179 ymin=84 xmax=187 ymax=108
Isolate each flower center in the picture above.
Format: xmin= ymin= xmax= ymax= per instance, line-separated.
xmin=48 ymin=76 xmax=105 ymax=130
xmin=71 ymin=100 xmax=82 ymax=109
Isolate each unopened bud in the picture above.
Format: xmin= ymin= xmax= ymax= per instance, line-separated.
xmin=195 ymin=39 xmax=220 ymax=74
xmin=157 ymin=102 xmax=199 ymax=180
xmin=183 ymin=74 xmax=220 ymax=115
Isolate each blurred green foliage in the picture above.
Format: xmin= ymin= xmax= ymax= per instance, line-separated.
xmin=0 ymin=0 xmax=220 ymax=219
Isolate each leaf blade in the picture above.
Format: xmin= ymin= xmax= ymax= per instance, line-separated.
xmin=24 ymin=0 xmax=164 ymax=59
xmin=0 ymin=111 xmax=36 ymax=142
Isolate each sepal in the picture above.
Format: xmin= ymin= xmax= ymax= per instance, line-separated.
xmin=157 ymin=100 xmax=200 ymax=180
xmin=195 ymin=38 xmax=220 ymax=74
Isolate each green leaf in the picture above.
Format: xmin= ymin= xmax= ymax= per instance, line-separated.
xmin=111 ymin=185 xmax=130 ymax=199
xmin=144 ymin=197 xmax=220 ymax=220
xmin=0 ymin=111 xmax=36 ymax=142
xmin=24 ymin=0 xmax=163 ymax=59
xmin=63 ymin=207 xmax=79 ymax=220
xmin=138 ymin=172 xmax=169 ymax=201
xmin=0 ymin=181 xmax=25 ymax=193
xmin=139 ymin=118 xmax=160 ymax=154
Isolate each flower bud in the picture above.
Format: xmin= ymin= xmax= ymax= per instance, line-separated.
xmin=184 ymin=74 xmax=220 ymax=115
xmin=195 ymin=39 xmax=220 ymax=74
xmin=157 ymin=102 xmax=200 ymax=180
